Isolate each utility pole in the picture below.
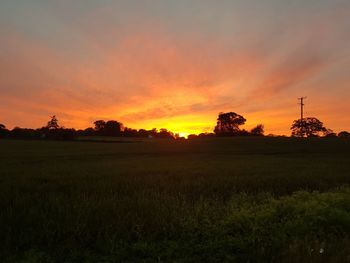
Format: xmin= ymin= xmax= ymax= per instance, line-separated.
xmin=298 ymin=97 xmax=307 ymax=121
xmin=298 ymin=97 xmax=307 ymax=137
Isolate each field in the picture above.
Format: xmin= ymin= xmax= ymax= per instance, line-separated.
xmin=1 ymin=138 xmax=350 ymax=262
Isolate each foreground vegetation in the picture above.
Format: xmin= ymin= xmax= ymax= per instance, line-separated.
xmin=1 ymin=137 xmax=350 ymax=262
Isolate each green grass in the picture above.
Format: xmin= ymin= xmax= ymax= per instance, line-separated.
xmin=1 ymin=137 xmax=350 ymax=262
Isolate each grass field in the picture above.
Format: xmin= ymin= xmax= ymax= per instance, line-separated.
xmin=1 ymin=137 xmax=350 ymax=262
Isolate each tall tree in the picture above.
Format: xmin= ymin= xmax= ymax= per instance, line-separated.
xmin=46 ymin=115 xmax=60 ymax=130
xmin=291 ymin=117 xmax=328 ymax=137
xmin=214 ymin=112 xmax=246 ymax=136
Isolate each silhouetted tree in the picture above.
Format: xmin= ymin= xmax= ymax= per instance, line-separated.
xmin=94 ymin=120 xmax=106 ymax=134
xmin=104 ymin=120 xmax=123 ymax=136
xmin=156 ymin=128 xmax=175 ymax=139
xmin=0 ymin=124 xmax=5 ymax=130
xmin=338 ymin=131 xmax=350 ymax=138
xmin=250 ymin=124 xmax=265 ymax=136
xmin=214 ymin=112 xmax=246 ymax=136
xmin=291 ymin=117 xmax=328 ymax=137
xmin=137 ymin=129 xmax=149 ymax=138
xmin=148 ymin=128 xmax=158 ymax=138
xmin=46 ymin=115 xmax=60 ymax=130
xmin=93 ymin=120 xmax=123 ymax=136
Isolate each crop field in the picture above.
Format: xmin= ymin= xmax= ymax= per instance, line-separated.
xmin=1 ymin=138 xmax=350 ymax=262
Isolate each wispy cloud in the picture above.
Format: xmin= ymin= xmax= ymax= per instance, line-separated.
xmin=0 ymin=0 xmax=349 ymax=134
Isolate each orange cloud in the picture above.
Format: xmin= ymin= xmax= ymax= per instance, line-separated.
xmin=1 ymin=2 xmax=350 ymax=135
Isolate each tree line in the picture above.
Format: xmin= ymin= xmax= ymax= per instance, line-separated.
xmin=0 ymin=116 xmax=177 ymax=140
xmin=210 ymin=112 xmax=349 ymax=138
xmin=0 ymin=112 xmax=349 ymax=140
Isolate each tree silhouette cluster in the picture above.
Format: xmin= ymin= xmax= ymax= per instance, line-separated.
xmin=187 ymin=112 xmax=264 ymax=139
xmin=0 ymin=116 xmax=176 ymax=140
xmin=214 ymin=112 xmax=247 ymax=135
xmin=212 ymin=112 xmax=264 ymax=137
xmin=0 ymin=112 xmax=349 ymax=141
xmin=0 ymin=116 xmax=77 ymax=140
xmin=290 ymin=117 xmax=333 ymax=138
xmin=94 ymin=120 xmax=123 ymax=136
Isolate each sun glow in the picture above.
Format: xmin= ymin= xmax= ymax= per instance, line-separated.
xmin=125 ymin=114 xmax=215 ymax=138
xmin=177 ymin=132 xmax=190 ymax=138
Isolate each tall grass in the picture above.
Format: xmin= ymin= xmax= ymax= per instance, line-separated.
xmin=1 ymin=138 xmax=350 ymax=262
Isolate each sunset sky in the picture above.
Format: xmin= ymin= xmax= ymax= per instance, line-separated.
xmin=1 ymin=0 xmax=349 ymax=136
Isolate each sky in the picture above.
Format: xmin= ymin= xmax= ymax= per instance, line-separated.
xmin=0 ymin=0 xmax=349 ymax=136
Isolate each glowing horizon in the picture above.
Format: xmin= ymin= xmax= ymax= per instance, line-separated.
xmin=1 ymin=0 xmax=350 ymax=136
